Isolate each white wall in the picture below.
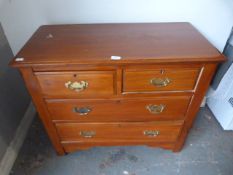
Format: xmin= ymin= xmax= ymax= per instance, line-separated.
xmin=0 ymin=0 xmax=4 ymax=7
xmin=0 ymin=0 xmax=45 ymax=54
xmin=1 ymin=0 xmax=233 ymax=55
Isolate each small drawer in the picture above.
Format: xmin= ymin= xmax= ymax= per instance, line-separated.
xmin=123 ymin=67 xmax=201 ymax=93
xmin=55 ymin=121 xmax=183 ymax=142
xmin=46 ymin=96 xmax=191 ymax=122
xmin=35 ymin=71 xmax=115 ymax=97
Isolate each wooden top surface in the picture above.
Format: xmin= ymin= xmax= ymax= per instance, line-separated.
xmin=11 ymin=23 xmax=225 ymax=67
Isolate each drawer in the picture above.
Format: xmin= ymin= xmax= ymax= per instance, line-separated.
xmin=46 ymin=96 xmax=191 ymax=122
xmin=55 ymin=121 xmax=183 ymax=142
xmin=35 ymin=71 xmax=115 ymax=97
xmin=123 ymin=67 xmax=201 ymax=93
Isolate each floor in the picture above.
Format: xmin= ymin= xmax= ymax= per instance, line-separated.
xmin=11 ymin=107 xmax=233 ymax=175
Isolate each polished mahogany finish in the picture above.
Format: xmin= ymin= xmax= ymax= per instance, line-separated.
xmin=35 ymin=71 xmax=116 ymax=98
xmin=56 ymin=121 xmax=183 ymax=142
xmin=123 ymin=67 xmax=201 ymax=92
xmin=10 ymin=23 xmax=225 ymax=155
xmin=46 ymin=96 xmax=191 ymax=122
xmin=12 ymin=23 xmax=224 ymax=67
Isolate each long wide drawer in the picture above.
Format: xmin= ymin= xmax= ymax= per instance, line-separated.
xmin=123 ymin=67 xmax=201 ymax=93
xmin=35 ymin=71 xmax=115 ymax=97
xmin=55 ymin=121 xmax=183 ymax=142
xmin=46 ymin=96 xmax=191 ymax=122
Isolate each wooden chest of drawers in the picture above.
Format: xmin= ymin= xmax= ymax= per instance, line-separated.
xmin=10 ymin=23 xmax=225 ymax=155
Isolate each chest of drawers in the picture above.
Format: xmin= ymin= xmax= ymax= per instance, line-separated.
xmin=10 ymin=23 xmax=225 ymax=155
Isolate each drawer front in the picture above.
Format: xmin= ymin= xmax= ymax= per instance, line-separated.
xmin=35 ymin=71 xmax=115 ymax=97
xmin=123 ymin=67 xmax=201 ymax=93
xmin=46 ymin=96 xmax=191 ymax=122
xmin=56 ymin=122 xmax=183 ymax=142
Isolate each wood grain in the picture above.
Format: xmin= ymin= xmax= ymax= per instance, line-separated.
xmin=19 ymin=68 xmax=65 ymax=155
xmin=35 ymin=71 xmax=116 ymax=98
xmin=173 ymin=63 xmax=218 ymax=151
xmin=10 ymin=23 xmax=224 ymax=67
xmin=46 ymin=96 xmax=191 ymax=122
xmin=55 ymin=121 xmax=183 ymax=142
xmin=10 ymin=23 xmax=225 ymax=154
xmin=123 ymin=67 xmax=201 ymax=92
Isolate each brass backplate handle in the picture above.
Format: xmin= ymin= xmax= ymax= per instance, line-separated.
xmin=150 ymin=77 xmax=171 ymax=87
xmin=146 ymin=104 xmax=165 ymax=114
xmin=65 ymin=80 xmax=88 ymax=92
xmin=80 ymin=131 xmax=96 ymax=138
xmin=144 ymin=130 xmax=160 ymax=137
xmin=73 ymin=107 xmax=92 ymax=115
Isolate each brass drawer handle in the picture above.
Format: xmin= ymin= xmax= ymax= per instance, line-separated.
xmin=80 ymin=131 xmax=96 ymax=138
xmin=144 ymin=130 xmax=160 ymax=137
xmin=65 ymin=81 xmax=88 ymax=92
xmin=72 ymin=107 xmax=92 ymax=115
xmin=150 ymin=78 xmax=171 ymax=87
xmin=146 ymin=104 xmax=165 ymax=114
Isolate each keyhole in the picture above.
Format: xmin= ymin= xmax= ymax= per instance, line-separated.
xmin=160 ymin=70 xmax=165 ymax=74
xmin=73 ymin=74 xmax=77 ymax=77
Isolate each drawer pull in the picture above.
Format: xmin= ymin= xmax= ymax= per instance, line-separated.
xmin=73 ymin=107 xmax=91 ymax=115
xmin=150 ymin=78 xmax=171 ymax=87
xmin=146 ymin=104 xmax=165 ymax=114
xmin=80 ymin=131 xmax=96 ymax=138
xmin=65 ymin=81 xmax=88 ymax=92
xmin=144 ymin=130 xmax=160 ymax=137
